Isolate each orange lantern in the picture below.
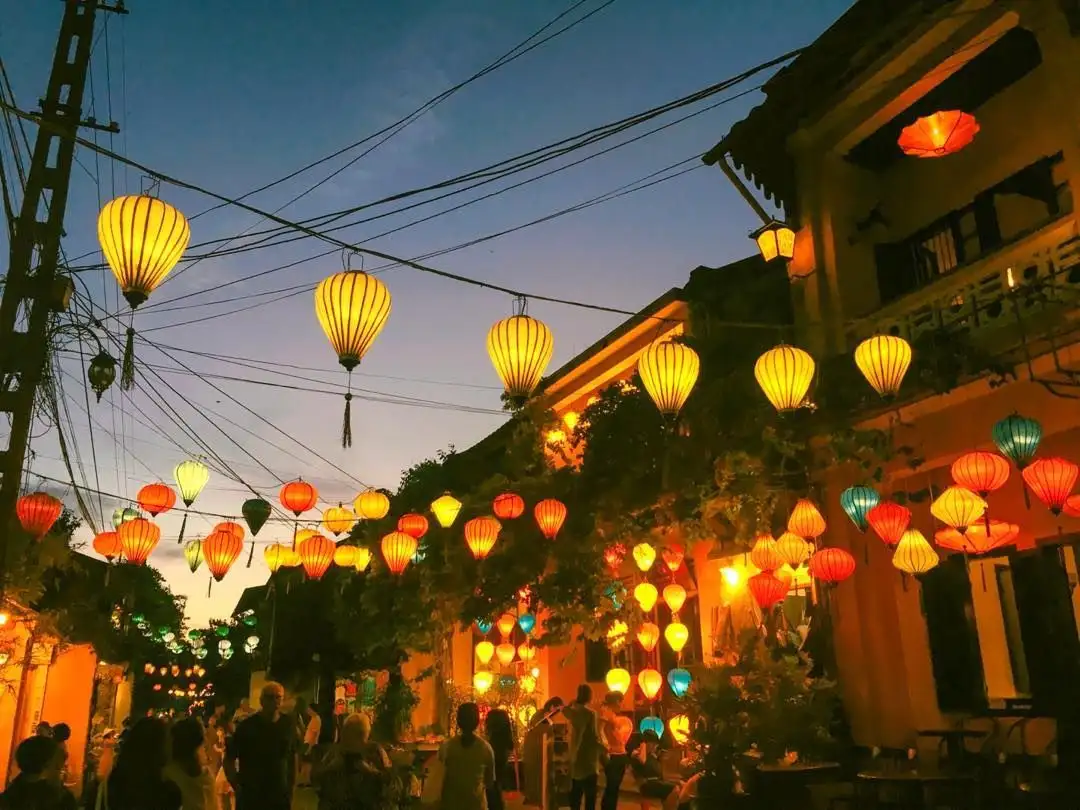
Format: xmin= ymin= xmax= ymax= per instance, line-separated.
xmin=297 ymin=534 xmax=335 ymax=580
xmin=137 ymin=483 xmax=176 ymax=517
xmin=935 ymin=520 xmax=1019 ymax=555
xmin=354 ymin=489 xmax=390 ymax=520
xmin=495 ymin=642 xmax=516 ymax=666
xmin=517 ymin=644 xmax=536 ymax=663
xmin=493 ymin=492 xmax=525 ymax=520
xmin=637 ymin=668 xmax=663 ymax=701
xmin=867 ymin=501 xmax=910 ymax=546
xmin=16 ymin=492 xmax=62 ymax=538
xmin=808 ymin=547 xmax=855 ymax=584
xmin=213 ymin=521 xmax=245 ymax=542
xmin=496 ymin=613 xmax=517 ymax=638
xmin=607 ymin=621 xmax=629 ymax=651
xmin=280 ymin=479 xmax=318 ymax=516
xmin=1023 ymin=457 xmax=1079 ymax=515
xmin=323 ymin=504 xmax=355 ymax=536
xmin=397 ymin=513 xmax=429 ymax=540
xmin=748 ymin=571 xmax=787 ymax=610
xmin=636 ymin=622 xmax=660 ymax=652
xmin=534 ymin=499 xmax=567 ymax=539
xmin=333 ymin=544 xmax=362 ymax=568
xmin=662 ymin=583 xmax=686 ymax=615
xmin=118 ymin=518 xmax=160 ymax=565
xmin=202 ymin=529 xmax=243 ymax=582
xmin=1065 ymin=493 xmax=1080 ymax=518
xmin=92 ymin=530 xmax=123 ymax=561
xmin=664 ymin=622 xmax=689 ymax=653
xmin=930 ymin=486 xmax=986 ymax=533
xmin=464 ymin=516 xmax=501 ymax=560
xmin=951 ymin=451 xmax=1010 ymax=497
xmin=897 ymin=110 xmax=979 ymax=158
xmin=603 ymin=544 xmax=627 ymax=572
xmin=661 ymin=544 xmax=685 ymax=572
xmin=749 ymin=534 xmax=782 ymax=572
xmin=475 ymin=641 xmax=495 ymax=665
xmin=380 ymin=531 xmax=417 ymax=574
xmin=634 ymin=582 xmax=658 ymax=612
xmin=775 ymin=531 xmax=811 ymax=568
xmin=787 ymin=499 xmax=826 ymax=539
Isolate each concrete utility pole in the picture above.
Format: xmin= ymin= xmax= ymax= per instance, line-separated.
xmin=0 ymin=1 xmax=125 ymax=526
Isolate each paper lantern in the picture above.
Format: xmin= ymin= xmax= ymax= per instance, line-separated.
xmin=892 ymin=529 xmax=939 ymax=575
xmin=264 ymin=543 xmax=288 ymax=573
xmin=607 ymin=621 xmax=629 ymax=650
xmin=137 ymin=483 xmax=176 ymax=517
xmin=951 ymin=451 xmax=1010 ymax=496
xmin=15 ymin=492 xmax=62 ymax=538
xmin=354 ymin=489 xmax=390 ymax=520
xmin=661 ymin=544 xmax=685 ymax=572
xmin=752 ymin=220 xmax=795 ymax=262
xmin=183 ymin=539 xmax=203 ymax=573
xmin=637 ymin=338 xmax=700 ymax=417
xmin=534 ymin=499 xmax=567 ymax=540
xmin=323 ymin=504 xmax=355 ymax=536
xmin=993 ymin=414 xmax=1042 ymax=469
xmin=242 ymin=498 xmax=271 ymax=536
xmin=632 ymin=543 xmax=657 ymax=572
xmin=854 ymin=335 xmax=912 ymax=397
xmin=640 ymin=717 xmax=664 ymax=738
xmin=603 ymin=544 xmax=627 ymax=572
xmin=754 ymin=344 xmax=814 ymax=412
xmin=380 ymin=531 xmax=417 ymax=574
xmin=280 ymin=479 xmax=318 ymax=516
xmin=333 ymin=544 xmax=361 ymax=568
xmin=495 ymin=643 xmax=516 ymax=666
xmin=898 ymin=110 xmax=979 ymax=158
xmin=935 ymin=520 xmax=1019 ymax=556
xmin=1024 ymin=457 xmax=1079 ymax=514
xmin=92 ymin=530 xmax=123 ymax=562
xmin=662 ymin=583 xmax=687 ymax=615
xmin=840 ymin=486 xmax=880 ymax=532
xmin=397 ymin=513 xmax=429 ymax=540
xmin=475 ymin=641 xmax=495 ymax=665
xmin=665 ymin=622 xmax=689 ymax=653
xmin=294 ymin=528 xmax=319 ymax=547
xmin=517 ymin=644 xmax=536 ymax=663
xmin=637 ymin=668 xmax=663 ymax=701
xmin=87 ymin=351 xmax=116 ymax=401
xmin=493 ymin=492 xmax=525 ymax=520
xmin=203 ymin=529 xmax=243 ymax=582
xmin=430 ymin=494 xmax=462 ymax=528
xmin=118 ymin=518 xmax=160 ymax=565
xmin=297 ymin=534 xmax=335 ymax=580
xmin=748 ymin=572 xmax=787 ymax=610
xmin=463 ymin=516 xmax=501 ymax=560
xmin=174 ymin=460 xmax=209 ymax=506
xmin=930 ymin=486 xmax=987 ymax=532
xmin=867 ymin=501 xmax=911 ymax=546
xmin=472 ymin=670 xmax=494 ymax=695
xmin=475 ymin=619 xmax=493 ymax=636
xmin=518 ymin=613 xmax=536 ymax=634
xmin=634 ymin=582 xmax=658 ymax=612
xmin=668 ymin=668 xmax=692 ymax=698
xmin=315 ymin=270 xmax=391 ymax=371
xmin=605 ymin=668 xmax=631 ymax=695
xmin=98 ymin=195 xmax=190 ymax=307
xmin=1065 ymin=494 xmax=1080 ymax=518
xmin=808 ymin=547 xmax=855 ymax=584
xmin=214 ymin=521 xmax=245 ymax=542
xmin=352 ymin=547 xmax=372 ymax=573
xmin=668 ymin=714 xmax=691 ymax=744
xmin=787 ymin=499 xmax=826 ymax=539
xmin=637 ymin=622 xmax=660 ymax=652
xmin=496 ymin=613 xmax=517 ymax=638
xmin=749 ymin=534 xmax=782 ymax=572
xmin=775 ymin=531 xmax=811 ymax=568
xmin=280 ymin=547 xmax=301 ymax=568
xmin=487 ymin=313 xmax=554 ymax=405
xmin=112 ymin=507 xmax=139 ymax=529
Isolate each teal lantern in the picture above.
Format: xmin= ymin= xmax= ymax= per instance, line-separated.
xmin=475 ymin=619 xmax=492 ymax=635
xmin=667 ymin=668 xmax=692 ymax=698
xmin=993 ymin=413 xmax=1042 ymax=469
xmin=242 ymin=614 xmax=257 ymax=628
xmin=242 ymin=497 xmax=272 ymax=536
xmin=840 ymin=486 xmax=879 ymax=533
xmin=639 ymin=716 xmax=664 ymax=738
xmin=518 ymin=613 xmax=536 ymax=635
xmin=214 ymin=625 xmax=230 ymax=638
xmin=604 ymin=582 xmax=626 ymax=610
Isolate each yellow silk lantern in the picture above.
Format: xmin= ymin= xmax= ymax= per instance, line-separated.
xmin=520 ymin=677 xmax=537 ymax=697
xmin=354 ymin=489 xmax=390 ymax=520
xmin=98 ymin=195 xmax=190 ymax=308
xmin=497 ymin=613 xmax=517 ymax=638
xmin=280 ymin=547 xmax=302 ymax=568
xmin=637 ymin=338 xmax=700 ymax=417
xmin=637 ymin=622 xmax=660 ymax=652
xmin=854 ymin=335 xmax=912 ymax=398
xmin=632 ymin=543 xmax=656 ymax=572
xmin=753 ymin=221 xmax=795 ymax=262
xmin=787 ymin=499 xmax=826 ymax=539
xmin=668 ymin=714 xmax=691 ymax=744
xmin=607 ymin=621 xmax=629 ymax=651
xmin=473 ymin=670 xmax=494 ymax=695
xmin=754 ymin=344 xmax=815 ymax=412
xmin=333 ymin=544 xmax=361 ymax=568
xmin=606 ymin=668 xmax=631 ymax=695
xmin=352 ymin=546 xmax=372 ymax=573
xmin=174 ymin=459 xmax=209 ymax=506
xmin=634 ymin=582 xmax=659 ymax=612
xmin=518 ymin=644 xmax=536 ymax=663
xmin=638 ymin=668 xmax=663 ymax=701
xmin=749 ymin=534 xmax=782 ymax=572
xmin=930 ymin=486 xmax=987 ymax=532
xmin=322 ymin=504 xmax=355 ymax=536
xmin=315 ymin=270 xmax=391 ymax=370
xmin=496 ymin=642 xmax=516 ymax=667
xmin=892 ymin=529 xmax=940 ymax=575
xmin=487 ymin=313 xmax=554 ymax=405
xmin=430 ymin=493 xmax=462 ymax=528
xmin=662 ymin=583 xmax=686 ymax=614
xmin=665 ymin=622 xmax=690 ymax=653
xmin=295 ymin=528 xmax=320 ymax=547
xmin=475 ymin=641 xmax=495 ymax=665
xmin=775 ymin=532 xmax=811 ymax=569
xmin=183 ymin=539 xmax=203 ymax=573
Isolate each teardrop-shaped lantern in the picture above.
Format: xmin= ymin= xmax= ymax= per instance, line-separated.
xmin=636 ymin=622 xmax=660 ymax=652
xmin=867 ymin=501 xmax=911 ymax=546
xmin=174 ymin=460 xmax=209 ymax=506
xmin=87 ymin=352 xmax=117 ymax=401
xmin=640 ymin=717 xmax=664 ymax=738
xmin=662 ymin=583 xmax=686 ymax=615
xmin=747 ymin=571 xmax=787 ymax=610
xmin=430 ymin=494 xmax=462 ymax=529
xmin=935 ymin=520 xmax=1019 ymax=556
xmin=749 ymin=534 xmax=783 ymax=573
xmin=634 ymin=582 xmax=658 ymax=612
xmin=380 ymin=531 xmax=417 ymax=574
xmin=323 ymin=504 xmax=355 ymax=536
xmin=775 ymin=531 xmax=811 ymax=569
xmin=930 ymin=486 xmax=987 ymax=533
xmin=840 ymin=486 xmax=879 ymax=533
xmin=808 ymin=547 xmax=856 ymax=584
xmin=854 ymin=335 xmax=912 ymax=397
xmin=315 ymin=270 xmax=391 ymax=369
xmin=664 ymin=622 xmax=689 ymax=653
xmin=16 ymin=492 xmax=63 ymax=538
xmin=475 ymin=641 xmax=495 ymax=665
xmin=637 ymin=338 xmax=700 ymax=418
xmin=632 ymin=543 xmax=657 ymax=572
xmin=354 ymin=489 xmax=390 ymax=520
xmin=280 ymin=479 xmax=318 ymax=517
xmin=668 ymin=668 xmax=692 ymax=698
xmin=93 ymin=530 xmax=123 ymax=562
xmin=98 ymin=195 xmax=191 ymax=308
xmin=214 ymin=521 xmax=246 ymax=542
xmin=118 ymin=518 xmax=160 ymax=565
xmin=297 ymin=534 xmax=336 ymax=580
xmin=668 ymin=714 xmax=691 ymax=744
xmin=137 ymin=483 xmax=176 ymax=517
xmin=397 ymin=513 xmax=429 ymax=540
xmin=992 ymin=414 xmax=1042 ymax=469
xmin=486 ymin=313 xmax=554 ymax=406
xmin=787 ymin=499 xmax=826 ymax=539
xmin=1023 ymin=457 xmax=1079 ymax=515
xmin=754 ymin=344 xmax=815 ymax=412
xmin=264 ymin=543 xmax=288 ymax=573
xmin=606 ymin=667 xmax=631 ymax=695
xmin=203 ymin=529 xmax=244 ymax=582
xmin=898 ymin=111 xmax=979 ymax=158
xmin=242 ymin=498 xmax=272 ymax=536
xmin=184 ymin=539 xmax=203 ymax=573
xmin=892 ymin=529 xmax=939 ymax=575
xmin=493 ymin=492 xmax=525 ymax=520
xmin=637 ymin=668 xmax=664 ymax=701
xmin=518 ymin=613 xmax=536 ymax=634
xmin=464 ymin=516 xmax=501 ymax=560
xmin=495 ymin=643 xmax=516 ymax=667
xmin=353 ymin=547 xmax=373 ymax=573
xmin=661 ymin=544 xmax=685 ymax=572
xmin=534 ymin=499 xmax=567 ymax=540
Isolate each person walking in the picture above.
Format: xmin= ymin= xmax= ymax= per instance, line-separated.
xmin=100 ymin=717 xmax=182 ymax=810
xmin=224 ymin=682 xmax=296 ymax=810
xmin=165 ymin=716 xmax=218 ymax=810
xmin=563 ymin=684 xmax=602 ymax=810
xmin=298 ymin=702 xmax=323 ymax=786
xmin=314 ymin=712 xmax=395 ymax=810
xmin=0 ymin=736 xmax=77 ymax=810
xmin=439 ymin=702 xmax=496 ymax=810
xmin=598 ymin=691 xmax=628 ymax=810
xmin=484 ymin=708 xmax=515 ymax=810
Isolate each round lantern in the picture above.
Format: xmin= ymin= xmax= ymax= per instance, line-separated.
xmin=496 ymin=614 xmax=517 ymax=638
xmin=854 ymin=335 xmax=912 ymax=397
xmin=897 ymin=110 xmax=979 ymax=158
xmin=137 ymin=483 xmax=176 ymax=517
xmin=112 ymin=507 xmax=139 ymax=529
xmin=665 ymin=622 xmax=689 ymax=653
xmin=333 ymin=544 xmax=362 ymax=568
xmin=315 ymin=270 xmax=391 ymax=370
xmin=280 ymin=479 xmax=318 ymax=516
xmin=754 ymin=344 xmax=815 ymax=412
xmin=668 ymin=668 xmax=692 ymax=698
xmin=486 ymin=313 xmax=554 ymax=405
xmin=264 ymin=543 xmax=288 ymax=573
xmin=637 ymin=338 xmax=700 ymax=418
xmin=397 ymin=513 xmax=429 ymax=540
xmin=750 ymin=534 xmax=782 ymax=572
xmin=892 ymin=529 xmax=939 ymax=575
xmin=748 ymin=571 xmax=787 ymax=610
xmin=353 ymin=547 xmax=373 ymax=573
xmin=15 ymin=492 xmax=63 ymax=538
xmin=493 ymin=492 xmax=525 ymax=520
xmin=495 ymin=643 xmax=516 ymax=666
xmin=775 ymin=531 xmax=811 ymax=568
xmin=634 ymin=582 xmax=659 ymax=612
xmin=87 ymin=351 xmax=116 ymax=401
xmin=323 ymin=504 xmax=355 ymax=536
xmin=354 ymin=489 xmax=390 ymax=520
xmin=640 ymin=717 xmax=664 ymax=738
xmin=183 ymin=539 xmax=203 ymax=573
xmin=993 ymin=413 xmax=1042 ymax=469
xmin=867 ymin=501 xmax=911 ymax=546
xmin=174 ymin=459 xmax=209 ymax=506
xmin=632 ymin=543 xmax=657 ymax=572
xmin=472 ymin=670 xmax=494 ymax=695
xmin=1023 ymin=457 xmax=1079 ymax=515
xmin=840 ymin=486 xmax=880 ymax=532
xmin=787 ymin=499 xmax=826 ymax=539
xmin=464 ymin=516 xmax=502 ymax=560
xmin=808 ymin=547 xmax=856 ymax=584
xmin=935 ymin=520 xmax=1019 ymax=556
xmin=534 ymin=499 xmax=567 ymax=540
xmin=637 ymin=623 xmax=660 ymax=652
xmin=380 ymin=531 xmax=417 ymax=574
xmin=475 ymin=641 xmax=495 ymax=665
xmin=92 ymin=530 xmax=123 ymax=562
xmin=98 ymin=195 xmax=190 ymax=307
xmin=605 ymin=668 xmax=631 ymax=695
xmin=930 ymin=486 xmax=987 ymax=532
xmin=297 ymin=534 xmax=335 ymax=580
xmin=951 ymin=451 xmax=1010 ymax=496
xmin=430 ymin=494 xmax=462 ymax=528
xmin=214 ymin=521 xmax=246 ymax=542
xmin=662 ymin=583 xmax=687 ymax=615
xmin=118 ymin=518 xmax=160 ymax=565
xmin=661 ymin=544 xmax=685 ymax=572
xmin=668 ymin=714 xmax=691 ymax=744
xmin=637 ymin=668 xmax=663 ymax=701
xmin=203 ymin=529 xmax=243 ymax=582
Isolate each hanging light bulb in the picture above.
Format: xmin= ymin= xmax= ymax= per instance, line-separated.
xmin=430 ymin=493 xmax=462 ymax=528
xmin=754 ymin=344 xmax=814 ymax=412
xmin=854 ymin=335 xmax=912 ymax=397
xmin=486 ymin=308 xmax=554 ymax=406
xmin=637 ymin=337 xmax=700 ymax=418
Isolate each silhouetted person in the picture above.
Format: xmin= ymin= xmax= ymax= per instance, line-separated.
xmin=439 ymin=702 xmax=495 ymax=809
xmin=564 ymin=684 xmax=602 ymax=810
xmin=165 ymin=716 xmax=216 ymax=810
xmin=598 ymin=691 xmax=628 ymax=810
xmin=0 ymin=736 xmax=77 ymax=810
xmin=225 ymin=681 xmax=295 ymax=810
xmin=103 ymin=717 xmax=182 ymax=810
xmin=484 ymin=708 xmax=514 ymax=810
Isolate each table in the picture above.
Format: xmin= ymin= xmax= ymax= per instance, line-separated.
xmin=856 ymin=770 xmax=979 ymax=810
xmin=917 ymin=728 xmax=988 ymax=765
xmin=754 ymin=761 xmax=842 ymax=806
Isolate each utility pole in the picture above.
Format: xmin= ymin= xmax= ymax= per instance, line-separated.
xmin=0 ymin=1 xmax=125 ymax=529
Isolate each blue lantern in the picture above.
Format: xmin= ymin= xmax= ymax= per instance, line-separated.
xmin=667 ymin=668 xmax=692 ymax=698
xmin=993 ymin=413 xmax=1042 ymax=469
xmin=475 ymin=619 xmax=492 ymax=636
xmin=604 ymin=582 xmax=625 ymax=610
xmin=639 ymin=716 xmax=664 ymax=738
xmin=518 ymin=613 xmax=536 ymax=635
xmin=840 ymin=486 xmax=879 ymax=533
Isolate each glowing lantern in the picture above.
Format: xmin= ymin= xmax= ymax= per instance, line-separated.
xmin=241 ymin=498 xmax=271 ymax=536
xmin=493 ymin=492 xmax=525 ymax=520
xmin=495 ymin=643 xmax=516 ymax=666
xmin=518 ymin=613 xmax=536 ymax=634
xmin=787 ymin=499 xmax=826 ymax=539
xmin=632 ymin=543 xmax=657 ymax=572
xmin=294 ymin=528 xmax=319 ymax=547
xmin=430 ymin=494 xmax=462 ymax=528
xmin=634 ymin=582 xmax=659 ymax=612
xmin=668 ymin=668 xmax=692 ymax=698
xmin=174 ymin=460 xmax=209 ymax=506
xmin=297 ymin=534 xmax=335 ymax=580
xmin=184 ymin=539 xmax=203 ymax=573
xmin=323 ymin=505 xmax=355 ymax=536
xmin=264 ymin=543 xmax=288 ymax=573
xmin=396 ymin=514 xmax=428 ymax=540
xmin=353 ymin=547 xmax=372 ymax=573
xmin=93 ymin=530 xmax=123 ymax=562
xmin=486 ymin=313 xmax=554 ymax=405
xmin=203 ymin=529 xmax=243 ymax=582
xmin=775 ymin=532 xmax=811 ymax=568
xmin=1066 ymin=494 xmax=1080 ymax=518
xmin=497 ymin=614 xmax=517 ymax=638
xmin=637 ymin=338 xmax=700 ymax=418
xmin=518 ymin=644 xmax=536 ymax=663
xmin=951 ymin=451 xmax=1010 ymax=496
xmin=935 ymin=520 xmax=1019 ymax=555
xmin=665 ymin=622 xmax=689 ymax=653
xmin=854 ymin=335 xmax=912 ymax=397
xmin=930 ymin=486 xmax=987 ymax=532
xmin=333 ymin=544 xmax=362 ymax=568
xmin=473 ymin=670 xmax=494 ymax=695
xmin=380 ymin=531 xmax=417 ymax=574
xmin=993 ymin=414 xmax=1042 ymax=469
xmin=898 ymin=110 xmax=979 ymax=158
xmin=752 ymin=220 xmax=795 ymax=262
xmin=754 ymin=344 xmax=815 ymax=412
xmin=748 ymin=572 xmax=787 ymax=610
xmin=520 ymin=677 xmax=538 ymax=697
xmin=841 ymin=486 xmax=880 ymax=532
xmin=606 ymin=668 xmax=631 ymax=695
xmin=280 ymin=479 xmax=318 ymax=516
xmin=464 ymin=516 xmax=502 ymax=560
xmin=661 ymin=544 xmax=685 ymax=572
xmin=137 ymin=483 xmax=176 ymax=517
xmin=640 ymin=717 xmax=664 ymax=738
xmin=662 ymin=584 xmax=687 ymax=615
xmin=720 ymin=567 xmax=742 ymax=588
xmin=98 ymin=194 xmax=189 ymax=309
xmin=892 ymin=529 xmax=939 ymax=575
xmin=775 ymin=564 xmax=795 ymax=587
xmin=637 ymin=668 xmax=663 ymax=701
xmin=118 ymin=518 xmax=160 ymax=565
xmin=808 ymin=547 xmax=855 ymax=584
xmin=475 ymin=641 xmax=495 ymax=665
xmin=607 ymin=621 xmax=629 ymax=651
xmin=354 ymin=489 xmax=390 ymax=520
xmin=534 ymin=499 xmax=567 ymax=539
xmin=16 ymin=492 xmax=62 ymax=539
xmin=603 ymin=544 xmax=627 ymax=572
xmin=668 ymin=714 xmax=691 ymax=744
xmin=112 ymin=507 xmax=139 ymax=529
xmin=1023 ymin=457 xmax=1079 ymax=515
xmin=214 ymin=521 xmax=245 ymax=542
xmin=867 ymin=501 xmax=911 ymax=546
xmin=750 ymin=534 xmax=782 ymax=572
xmin=280 ymin=548 xmax=301 ymax=568
xmin=637 ymin=623 xmax=660 ymax=652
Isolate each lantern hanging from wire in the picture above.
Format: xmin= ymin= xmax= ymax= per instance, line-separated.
xmin=854 ymin=335 xmax=912 ymax=397
xmin=184 ymin=539 xmax=203 ymax=573
xmin=239 ymin=497 xmax=271 ymax=538
xmin=637 ymin=337 xmax=700 ymax=418
xmin=534 ymin=499 xmax=567 ymax=540
xmin=517 ymin=644 xmax=537 ymax=663
xmin=475 ymin=641 xmax=495 ymax=666
xmin=15 ymin=492 xmax=63 ymax=539
xmin=634 ymin=582 xmax=658 ymax=612
xmin=493 ymin=492 xmax=525 ymax=520
xmin=380 ymin=531 xmax=417 ymax=575
xmin=430 ymin=494 xmax=462 ymax=529
xmin=1066 ymin=494 xmax=1080 ymax=519
xmin=951 ymin=451 xmax=1010 ymax=497
xmin=892 ymin=529 xmax=939 ymax=575
xmin=749 ymin=534 xmax=782 ymax=572
xmin=93 ymin=530 xmax=123 ymax=562
xmin=808 ymin=547 xmax=856 ymax=584
xmin=297 ymin=534 xmax=335 ymax=580
xmin=897 ymin=110 xmax=979 ymax=158
xmin=397 ymin=513 xmax=429 ymax=540
xmin=495 ymin=643 xmax=516 ymax=667
xmin=637 ymin=623 xmax=660 ymax=652
xmin=661 ymin=544 xmax=685 ymax=572
xmin=603 ymin=544 xmax=627 ymax=572
xmin=173 ymin=459 xmax=209 ymax=546
xmin=112 ymin=507 xmax=138 ymax=529
xmin=496 ymin=613 xmax=517 ymax=638
xmin=668 ymin=667 xmax=692 ymax=698
xmin=607 ymin=621 xmax=628 ymax=651
xmin=787 ymin=499 xmax=826 ymax=540
xmin=518 ymin=613 xmax=536 ymax=634
xmin=754 ymin=344 xmax=815 ymax=412
xmin=464 ymin=516 xmax=502 ymax=560
xmin=203 ymin=529 xmax=243 ymax=582
xmin=840 ymin=486 xmax=879 ymax=533
xmin=280 ymin=479 xmax=318 ymax=516
xmin=314 ymin=269 xmax=392 ymax=447
xmin=935 ymin=520 xmax=1019 ymax=555
xmin=748 ymin=571 xmax=787 ymax=610
xmin=1023 ymin=457 xmax=1079 ymax=515
xmin=353 ymin=546 xmax=372 ymax=573
xmin=472 ymin=670 xmax=494 ymax=695
xmin=992 ymin=413 xmax=1042 ymax=469
xmin=486 ymin=304 xmax=554 ymax=407
xmin=638 ymin=668 xmax=663 ymax=701
xmin=775 ymin=531 xmax=811 ymax=568
xmin=606 ymin=668 xmax=631 ymax=695
xmin=321 ymin=504 xmax=355 ymax=537
xmin=264 ymin=543 xmax=287 ymax=573
xmin=137 ymin=483 xmax=176 ymax=518
xmin=354 ymin=489 xmax=390 ymax=520
xmin=930 ymin=486 xmax=987 ymax=533
xmin=333 ymin=544 xmax=362 ymax=568
xmin=214 ymin=521 xmax=245 ymax=542
xmin=632 ymin=543 xmax=657 ymax=572
xmin=867 ymin=501 xmax=911 ymax=546
xmin=119 ymin=518 xmax=160 ymax=566
xmin=87 ymin=351 xmax=117 ymax=401
xmin=665 ymin=622 xmax=689 ymax=653
xmin=662 ymin=583 xmax=686 ymax=615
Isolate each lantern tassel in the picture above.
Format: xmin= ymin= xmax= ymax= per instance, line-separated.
xmin=207 ymin=578 xmax=213 ymax=598
xmin=177 ymin=511 xmax=188 ymax=545
xmin=121 ymin=326 xmax=136 ymax=391
xmin=342 ymin=392 xmax=353 ymax=449
xmin=246 ymin=540 xmax=254 ymax=568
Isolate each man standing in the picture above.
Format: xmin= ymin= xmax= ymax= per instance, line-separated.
xmin=598 ymin=691 xmax=628 ymax=810
xmin=563 ymin=684 xmax=602 ymax=810
xmin=297 ymin=702 xmax=322 ymax=787
xmin=224 ymin=682 xmax=296 ymax=810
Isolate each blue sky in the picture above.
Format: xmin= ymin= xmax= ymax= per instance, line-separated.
xmin=3 ymin=0 xmax=853 ymax=623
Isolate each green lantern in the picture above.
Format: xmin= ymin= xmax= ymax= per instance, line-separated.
xmin=242 ymin=498 xmax=272 ymax=536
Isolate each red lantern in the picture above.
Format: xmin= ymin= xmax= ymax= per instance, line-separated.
xmin=935 ymin=520 xmax=1019 ymax=555
xmin=493 ymin=492 xmax=525 ymax=520
xmin=534 ymin=499 xmax=567 ymax=540
xmin=603 ymin=544 xmax=626 ymax=572
xmin=661 ymin=544 xmax=685 ymax=572
xmin=16 ymin=492 xmax=62 ymax=538
xmin=1023 ymin=457 xmax=1079 ymax=515
xmin=137 ymin=483 xmax=176 ymax=517
xmin=118 ymin=518 xmax=160 ymax=565
xmin=867 ymin=501 xmax=911 ymax=546
xmin=397 ymin=513 xmax=429 ymax=540
xmin=280 ymin=479 xmax=318 ymax=516
xmin=297 ymin=534 xmax=335 ymax=580
xmin=213 ymin=521 xmax=245 ymax=541
xmin=1065 ymin=494 xmax=1080 ymax=518
xmin=787 ymin=499 xmax=826 ymax=539
xmin=897 ymin=111 xmax=979 ymax=158
xmin=381 ymin=531 xmax=418 ymax=575
xmin=464 ymin=516 xmax=501 ymax=560
xmin=202 ymin=529 xmax=243 ymax=582
xmin=951 ymin=451 xmax=1010 ymax=497
xmin=807 ymin=547 xmax=856 ymax=584
xmin=92 ymin=530 xmax=123 ymax=561
xmin=748 ymin=572 xmax=787 ymax=610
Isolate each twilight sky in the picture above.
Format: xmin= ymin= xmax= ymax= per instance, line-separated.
xmin=3 ymin=0 xmax=853 ymax=624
